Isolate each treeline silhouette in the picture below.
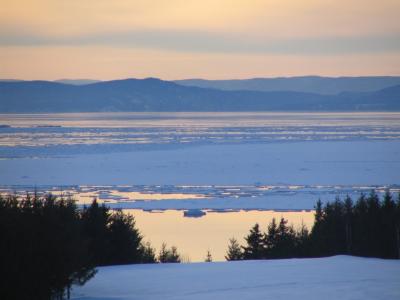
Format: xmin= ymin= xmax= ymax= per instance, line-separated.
xmin=0 ymin=193 xmax=181 ymax=300
xmin=2 ymin=190 xmax=399 ymax=298
xmin=226 ymin=191 xmax=400 ymax=261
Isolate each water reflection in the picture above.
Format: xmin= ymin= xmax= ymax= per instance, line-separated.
xmin=125 ymin=209 xmax=315 ymax=262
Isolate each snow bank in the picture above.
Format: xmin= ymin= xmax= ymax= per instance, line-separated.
xmin=71 ymin=256 xmax=400 ymax=300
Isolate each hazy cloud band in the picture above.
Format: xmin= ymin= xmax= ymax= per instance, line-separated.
xmin=1 ymin=30 xmax=399 ymax=55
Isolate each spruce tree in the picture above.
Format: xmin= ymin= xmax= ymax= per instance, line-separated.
xmin=275 ymin=218 xmax=296 ymax=258
xmin=395 ymin=193 xmax=400 ymax=259
xmin=353 ymin=193 xmax=368 ymax=256
xmin=243 ymin=223 xmax=264 ymax=259
xmin=0 ymin=193 xmax=96 ymax=300
xmin=107 ymin=210 xmax=143 ymax=265
xmin=264 ymin=218 xmax=278 ymax=258
xmin=366 ymin=190 xmax=382 ymax=257
xmin=381 ymin=191 xmax=396 ymax=258
xmin=168 ymin=246 xmax=181 ymax=263
xmin=140 ymin=241 xmax=157 ymax=263
xmin=344 ymin=195 xmax=353 ymax=254
xmin=310 ymin=199 xmax=327 ymax=256
xmin=81 ymin=199 xmax=111 ymax=266
xmin=205 ymin=250 xmax=213 ymax=262
xmin=225 ymin=238 xmax=243 ymax=261
xmin=158 ymin=243 xmax=181 ymax=263
xmin=315 ymin=199 xmax=323 ymax=224
xmin=295 ymin=222 xmax=310 ymax=257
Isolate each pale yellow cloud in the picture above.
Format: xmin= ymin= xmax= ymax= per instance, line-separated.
xmin=1 ymin=0 xmax=399 ymax=37
xmin=250 ymin=0 xmax=400 ymax=38
xmin=0 ymin=0 xmax=264 ymax=36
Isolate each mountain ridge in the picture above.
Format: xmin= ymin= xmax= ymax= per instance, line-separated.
xmin=0 ymin=78 xmax=399 ymax=113
xmin=175 ymin=76 xmax=400 ymax=94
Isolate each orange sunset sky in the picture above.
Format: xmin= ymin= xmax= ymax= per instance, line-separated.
xmin=0 ymin=0 xmax=399 ymax=80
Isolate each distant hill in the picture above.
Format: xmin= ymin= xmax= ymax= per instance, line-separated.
xmin=0 ymin=79 xmax=101 ymax=85
xmin=54 ymin=79 xmax=102 ymax=85
xmin=0 ymin=78 xmax=399 ymax=113
xmin=175 ymin=76 xmax=400 ymax=95
xmin=0 ymin=79 xmax=25 ymax=82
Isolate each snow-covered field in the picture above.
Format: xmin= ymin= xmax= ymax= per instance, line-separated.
xmin=71 ymin=256 xmax=400 ymax=300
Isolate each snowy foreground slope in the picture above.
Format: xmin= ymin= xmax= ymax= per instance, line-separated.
xmin=72 ymin=256 xmax=400 ymax=300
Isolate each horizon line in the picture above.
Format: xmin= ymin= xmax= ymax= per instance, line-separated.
xmin=2 ymin=74 xmax=400 ymax=82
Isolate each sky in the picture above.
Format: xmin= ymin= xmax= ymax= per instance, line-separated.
xmin=0 ymin=0 xmax=399 ymax=80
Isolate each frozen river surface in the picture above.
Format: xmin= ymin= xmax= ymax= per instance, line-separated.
xmin=0 ymin=112 xmax=399 ymax=207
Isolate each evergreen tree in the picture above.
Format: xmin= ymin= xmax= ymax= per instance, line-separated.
xmin=0 ymin=193 xmax=95 ymax=300
xmin=330 ymin=198 xmax=347 ymax=254
xmin=315 ymin=199 xmax=323 ymax=224
xmin=344 ymin=195 xmax=353 ymax=254
xmin=242 ymin=223 xmax=264 ymax=259
xmin=107 ymin=210 xmax=143 ymax=265
xmin=353 ymin=193 xmax=369 ymax=256
xmin=205 ymin=250 xmax=213 ymax=262
xmin=158 ymin=242 xmax=169 ymax=263
xmin=295 ymin=222 xmax=310 ymax=257
xmin=140 ymin=241 xmax=157 ymax=263
xmin=225 ymin=191 xmax=400 ymax=261
xmin=225 ymin=238 xmax=243 ymax=261
xmin=81 ymin=199 xmax=111 ymax=266
xmin=158 ymin=243 xmax=181 ymax=263
xmin=366 ymin=190 xmax=382 ymax=257
xmin=0 ymin=192 xmax=157 ymax=299
xmin=275 ymin=218 xmax=296 ymax=258
xmin=168 ymin=246 xmax=181 ymax=263
xmin=395 ymin=193 xmax=400 ymax=259
xmin=264 ymin=218 xmax=278 ymax=258
xmin=381 ymin=191 xmax=396 ymax=258
xmin=310 ymin=199 xmax=327 ymax=256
